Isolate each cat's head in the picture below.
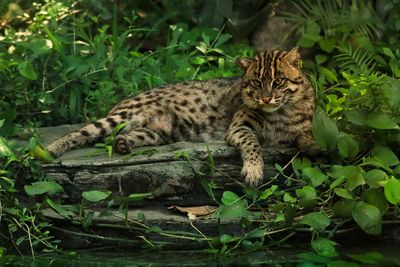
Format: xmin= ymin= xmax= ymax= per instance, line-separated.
xmin=238 ymin=47 xmax=306 ymax=113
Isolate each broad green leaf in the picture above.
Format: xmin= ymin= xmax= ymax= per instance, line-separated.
xmin=334 ymin=188 xmax=353 ymax=199
xmin=345 ymin=110 xmax=367 ymax=126
xmin=302 ymin=166 xmax=328 ymax=187
xmin=331 ymin=165 xmax=365 ymax=191
xmin=312 ymin=109 xmax=339 ymax=149
xmin=346 ymin=167 xmax=365 ymax=191
xmin=364 ymin=188 xmax=389 ymax=214
xmin=332 ymin=199 xmax=356 ymax=218
xmin=371 ymin=146 xmax=399 ymax=167
xmin=217 ymin=199 xmax=250 ymax=219
xmin=315 ymin=54 xmax=328 ymax=64
xmin=384 ymin=177 xmax=400 ymax=204
xmin=311 ymin=237 xmax=338 ymax=257
xmin=306 ymin=20 xmax=321 ymax=34
xmin=297 ymin=34 xmax=322 ymax=48
xmin=300 ymin=212 xmax=330 ymax=231
xmin=352 ymin=202 xmax=382 ymax=235
xmin=18 ymin=61 xmax=38 ymax=80
xmin=337 ymin=132 xmax=359 ymax=159
xmin=365 ymin=169 xmax=388 ymax=188
xmin=82 ymin=190 xmax=112 ymax=202
xmin=319 ymin=38 xmax=336 ymax=52
xmin=24 ymin=181 xmax=64 ymax=196
xmin=283 ymin=192 xmax=297 ymax=204
xmin=221 ymin=191 xmax=240 ymax=205
xmin=365 ymin=112 xmax=399 ymax=129
xmin=128 ymin=192 xmax=152 ymax=201
xmin=296 ymin=185 xmax=317 ymax=209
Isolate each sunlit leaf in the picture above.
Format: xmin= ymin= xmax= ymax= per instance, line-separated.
xmin=300 ymin=212 xmax=330 ymax=231
xmin=384 ymin=177 xmax=400 ymax=204
xmin=82 ymin=190 xmax=112 ymax=202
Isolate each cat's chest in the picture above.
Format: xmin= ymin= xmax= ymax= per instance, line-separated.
xmin=260 ymin=113 xmax=297 ymax=146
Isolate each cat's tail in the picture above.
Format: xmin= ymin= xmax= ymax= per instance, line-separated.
xmin=46 ymin=116 xmax=120 ymax=158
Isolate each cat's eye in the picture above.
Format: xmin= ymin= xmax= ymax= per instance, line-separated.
xmin=273 ymin=78 xmax=284 ymax=86
xmin=250 ymin=79 xmax=262 ymax=88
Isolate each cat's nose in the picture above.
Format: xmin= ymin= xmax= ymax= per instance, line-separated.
xmin=261 ymin=97 xmax=271 ymax=104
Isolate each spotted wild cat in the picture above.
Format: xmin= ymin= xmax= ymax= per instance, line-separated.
xmin=47 ymin=47 xmax=318 ymax=186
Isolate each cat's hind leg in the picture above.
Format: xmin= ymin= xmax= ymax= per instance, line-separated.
xmin=113 ymin=127 xmax=171 ymax=154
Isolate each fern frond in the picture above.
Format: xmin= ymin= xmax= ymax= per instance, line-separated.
xmin=334 ymin=43 xmax=377 ymax=75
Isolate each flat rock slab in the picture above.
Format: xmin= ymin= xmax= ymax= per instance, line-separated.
xmin=40 ymin=125 xmax=297 ymax=205
xmin=34 ymin=125 xmax=299 ymax=249
xmin=23 ymin=125 xmax=398 ymax=249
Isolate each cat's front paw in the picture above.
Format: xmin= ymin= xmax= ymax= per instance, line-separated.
xmin=241 ymin=161 xmax=263 ymax=187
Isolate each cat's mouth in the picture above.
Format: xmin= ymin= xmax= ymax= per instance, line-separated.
xmin=256 ymin=98 xmax=284 ymax=112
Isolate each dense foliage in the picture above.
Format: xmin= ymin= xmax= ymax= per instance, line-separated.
xmin=1 ymin=0 xmax=400 ymax=265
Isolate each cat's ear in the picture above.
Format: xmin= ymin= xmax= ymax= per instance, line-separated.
xmin=237 ymin=58 xmax=253 ymax=71
xmin=284 ymin=47 xmax=301 ymax=66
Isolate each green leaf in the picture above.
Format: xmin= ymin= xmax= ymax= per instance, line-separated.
xmin=319 ymin=38 xmax=336 ymax=52
xmin=0 ymin=136 xmax=15 ymax=157
xmin=128 ymin=192 xmax=152 ymax=201
xmin=364 ymin=169 xmax=388 ymax=188
xmin=371 ymin=146 xmax=399 ymax=167
xmin=221 ymin=191 xmax=240 ymax=205
xmin=315 ymin=54 xmax=328 ymax=64
xmin=382 ymin=47 xmax=395 ymax=58
xmin=18 ymin=61 xmax=38 ymax=80
xmin=332 ymin=199 xmax=356 ymax=218
xmin=334 ymin=188 xmax=353 ymax=199
xmin=296 ymin=185 xmax=317 ymax=209
xmin=331 ymin=165 xmax=365 ymax=191
xmin=24 ymin=181 xmax=64 ymax=196
xmin=384 ymin=177 xmax=400 ymax=204
xmin=346 ymin=110 xmax=367 ymax=126
xmin=311 ymin=237 xmax=338 ymax=257
xmin=259 ymin=185 xmax=278 ymax=200
xmin=302 ymin=167 xmax=328 ymax=187
xmin=82 ymin=190 xmax=112 ymax=202
xmin=364 ymin=188 xmax=389 ymax=214
xmin=365 ymin=112 xmax=399 ymax=129
xmin=312 ymin=109 xmax=339 ymax=149
xmin=217 ymin=199 xmax=250 ymax=219
xmin=352 ymin=202 xmax=382 ymax=235
xmin=300 ymin=212 xmax=330 ymax=231
xmin=337 ymin=132 xmax=359 ymax=159
xmin=220 ymin=234 xmax=240 ymax=244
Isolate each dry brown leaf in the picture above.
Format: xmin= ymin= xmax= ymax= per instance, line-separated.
xmin=168 ymin=205 xmax=218 ymax=217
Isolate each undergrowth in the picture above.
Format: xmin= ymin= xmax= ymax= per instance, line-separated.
xmin=0 ymin=0 xmax=400 ymax=265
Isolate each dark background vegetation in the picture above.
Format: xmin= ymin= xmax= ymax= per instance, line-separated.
xmin=1 ymin=0 xmax=400 ymax=264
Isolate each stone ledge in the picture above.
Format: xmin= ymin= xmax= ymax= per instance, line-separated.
xmin=40 ymin=125 xmax=297 ymax=204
